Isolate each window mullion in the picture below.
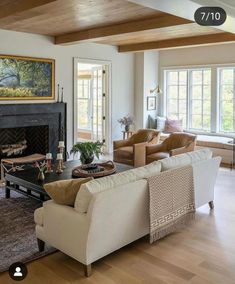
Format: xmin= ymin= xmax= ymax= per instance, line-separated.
xmin=234 ymin=69 xmax=235 ymax=132
xmin=177 ymin=72 xmax=180 ymax=119
xmin=188 ymin=70 xmax=191 ymax=130
xmin=201 ymin=71 xmax=204 ymax=130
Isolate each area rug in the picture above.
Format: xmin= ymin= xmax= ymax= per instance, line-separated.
xmin=0 ymin=187 xmax=56 ymax=273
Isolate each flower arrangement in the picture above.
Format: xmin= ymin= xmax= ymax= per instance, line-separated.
xmin=118 ymin=115 xmax=134 ymax=131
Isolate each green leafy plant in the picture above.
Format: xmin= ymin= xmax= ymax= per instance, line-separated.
xmin=70 ymin=141 xmax=103 ymax=164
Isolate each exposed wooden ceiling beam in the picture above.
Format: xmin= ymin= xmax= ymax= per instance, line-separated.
xmin=55 ymin=14 xmax=191 ymax=45
xmin=118 ymin=32 xmax=235 ymax=52
xmin=0 ymin=0 xmax=58 ymax=21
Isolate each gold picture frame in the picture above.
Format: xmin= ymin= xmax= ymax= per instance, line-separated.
xmin=0 ymin=54 xmax=55 ymax=100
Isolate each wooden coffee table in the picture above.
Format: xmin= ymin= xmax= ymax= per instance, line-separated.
xmin=5 ymin=160 xmax=132 ymax=202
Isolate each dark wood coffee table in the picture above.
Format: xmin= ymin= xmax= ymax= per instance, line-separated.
xmin=5 ymin=160 xmax=132 ymax=202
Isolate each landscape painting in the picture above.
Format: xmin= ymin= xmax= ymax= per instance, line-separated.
xmin=0 ymin=55 xmax=55 ymax=100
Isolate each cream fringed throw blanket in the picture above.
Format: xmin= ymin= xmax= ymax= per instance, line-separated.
xmin=148 ymin=165 xmax=195 ymax=244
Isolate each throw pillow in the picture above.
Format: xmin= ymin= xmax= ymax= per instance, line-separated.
xmin=164 ymin=118 xmax=183 ymax=133
xmin=44 ymin=177 xmax=93 ymax=206
xmin=155 ymin=116 xmax=166 ymax=131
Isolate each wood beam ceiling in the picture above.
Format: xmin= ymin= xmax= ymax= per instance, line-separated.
xmin=2 ymin=0 xmax=234 ymax=52
xmin=118 ymin=32 xmax=235 ymax=52
xmin=0 ymin=0 xmax=58 ymax=22
xmin=55 ymin=14 xmax=191 ymax=45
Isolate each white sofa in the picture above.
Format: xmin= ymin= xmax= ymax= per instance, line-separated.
xmin=34 ymin=149 xmax=221 ymax=277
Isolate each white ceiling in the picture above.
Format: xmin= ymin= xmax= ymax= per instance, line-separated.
xmin=128 ymin=0 xmax=235 ymax=34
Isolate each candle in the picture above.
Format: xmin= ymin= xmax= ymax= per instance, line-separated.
xmin=57 ymin=84 xmax=60 ymax=102
xmin=59 ymin=141 xmax=65 ymax=147
xmin=46 ymin=153 xmax=52 ymax=159
xmin=57 ymin=153 xmax=63 ymax=160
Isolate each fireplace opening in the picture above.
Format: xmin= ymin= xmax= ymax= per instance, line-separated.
xmin=0 ymin=126 xmax=49 ymax=159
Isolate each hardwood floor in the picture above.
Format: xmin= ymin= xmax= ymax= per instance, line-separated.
xmin=1 ymin=168 xmax=235 ymax=283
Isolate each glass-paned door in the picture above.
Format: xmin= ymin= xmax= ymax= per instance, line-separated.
xmin=91 ymin=67 xmax=103 ymax=141
xmin=76 ymin=61 xmax=108 ymax=150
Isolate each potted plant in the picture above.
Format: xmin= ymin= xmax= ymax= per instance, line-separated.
xmin=118 ymin=115 xmax=134 ymax=132
xmin=70 ymin=141 xmax=103 ymax=164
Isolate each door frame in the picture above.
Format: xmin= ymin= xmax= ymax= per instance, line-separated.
xmin=73 ymin=57 xmax=112 ymax=153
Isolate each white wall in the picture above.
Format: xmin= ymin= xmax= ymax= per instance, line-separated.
xmin=134 ymin=51 xmax=159 ymax=129
xmin=143 ymin=51 xmax=159 ymax=128
xmin=0 ymin=29 xmax=135 ymax=152
xmin=159 ymin=42 xmax=235 ymax=67
xmin=134 ymin=53 xmax=144 ymax=130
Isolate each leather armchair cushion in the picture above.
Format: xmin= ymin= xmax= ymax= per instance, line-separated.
xmin=129 ymin=129 xmax=158 ymax=144
xmin=147 ymin=152 xmax=170 ymax=163
xmin=114 ymin=146 xmax=133 ymax=160
xmin=166 ymin=133 xmax=196 ymax=151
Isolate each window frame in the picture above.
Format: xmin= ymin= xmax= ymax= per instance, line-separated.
xmin=165 ymin=69 xmax=188 ymax=128
xmin=164 ymin=67 xmax=212 ymax=132
xmin=77 ymin=78 xmax=92 ymax=131
xmin=189 ymin=69 xmax=211 ymax=131
xmin=218 ymin=67 xmax=235 ymax=133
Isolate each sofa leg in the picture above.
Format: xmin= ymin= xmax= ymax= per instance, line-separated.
xmin=37 ymin=238 xmax=45 ymax=252
xmin=84 ymin=264 xmax=92 ymax=277
xmin=209 ymin=201 xmax=214 ymax=210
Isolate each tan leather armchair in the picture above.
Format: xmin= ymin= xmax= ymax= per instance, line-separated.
xmin=146 ymin=132 xmax=196 ymax=164
xmin=113 ymin=129 xmax=160 ymax=167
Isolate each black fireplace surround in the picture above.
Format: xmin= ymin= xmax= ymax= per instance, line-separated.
xmin=0 ymin=103 xmax=67 ymax=161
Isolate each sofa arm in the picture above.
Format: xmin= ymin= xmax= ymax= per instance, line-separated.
xmin=113 ymin=139 xmax=131 ymax=150
xmin=42 ymin=200 xmax=90 ymax=264
xmin=146 ymin=143 xmax=165 ymax=155
xmin=133 ymin=142 xmax=147 ymax=167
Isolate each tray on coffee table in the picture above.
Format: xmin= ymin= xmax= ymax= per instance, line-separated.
xmin=72 ymin=161 xmax=116 ymax=178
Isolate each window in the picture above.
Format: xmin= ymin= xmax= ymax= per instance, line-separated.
xmin=219 ymin=68 xmax=235 ymax=132
xmin=190 ymin=70 xmax=211 ymax=131
xmin=166 ymin=70 xmax=187 ymax=128
xmin=77 ymin=79 xmax=91 ymax=130
xmin=165 ymin=69 xmax=211 ymax=131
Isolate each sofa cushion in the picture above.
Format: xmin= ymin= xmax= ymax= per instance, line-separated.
xmin=223 ymin=141 xmax=234 ymax=150
xmin=34 ymin=207 xmax=44 ymax=226
xmin=155 ymin=116 xmax=166 ymax=131
xmin=196 ymin=135 xmax=233 ymax=149
xmin=75 ymin=161 xmax=162 ymax=213
xmin=114 ymin=146 xmax=133 ymax=159
xmin=160 ymin=148 xmax=212 ymax=171
xmin=44 ymin=177 xmax=93 ymax=206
